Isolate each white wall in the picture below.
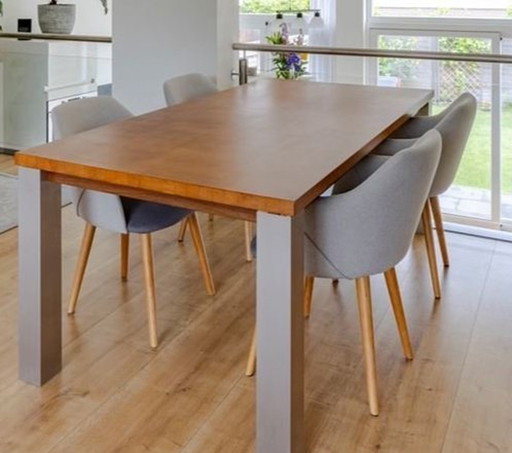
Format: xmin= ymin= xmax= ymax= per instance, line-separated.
xmin=2 ymin=0 xmax=112 ymax=36
xmin=335 ymin=0 xmax=366 ymax=84
xmin=112 ymin=0 xmax=237 ymax=114
xmin=217 ymin=0 xmax=239 ymax=91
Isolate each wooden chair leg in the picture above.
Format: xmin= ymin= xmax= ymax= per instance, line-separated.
xmin=384 ymin=268 xmax=414 ymax=360
xmin=245 ymin=329 xmax=257 ymax=377
xmin=430 ymin=196 xmax=450 ymax=267
xmin=355 ymin=276 xmax=379 ymax=416
xmin=68 ymin=223 xmax=96 ymax=315
xmin=303 ymin=276 xmax=315 ymax=319
xmin=120 ymin=233 xmax=130 ymax=281
xmin=177 ymin=218 xmax=188 ymax=243
xmin=141 ymin=233 xmax=158 ymax=349
xmin=421 ymin=201 xmax=442 ymax=299
xmin=244 ymin=221 xmax=254 ymax=262
xmin=188 ymin=212 xmax=216 ymax=296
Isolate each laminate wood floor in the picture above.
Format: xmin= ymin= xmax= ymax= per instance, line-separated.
xmin=1 ymin=173 xmax=511 ymax=451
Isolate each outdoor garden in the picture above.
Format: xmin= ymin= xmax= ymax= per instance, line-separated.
xmin=379 ymin=35 xmax=512 ymax=200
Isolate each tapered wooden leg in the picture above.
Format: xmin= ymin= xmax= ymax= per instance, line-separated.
xmin=303 ymin=276 xmax=315 ymax=319
xmin=177 ymin=218 xmax=188 ymax=243
xmin=120 ymin=233 xmax=130 ymax=281
xmin=422 ymin=201 xmax=442 ymax=299
xmin=141 ymin=234 xmax=158 ymax=349
xmin=430 ymin=196 xmax=450 ymax=267
xmin=68 ymin=223 xmax=96 ymax=315
xmin=245 ymin=221 xmax=254 ymax=262
xmin=355 ymin=276 xmax=379 ymax=416
xmin=188 ymin=213 xmax=216 ymax=296
xmin=384 ymin=268 xmax=414 ymax=360
xmin=246 ymin=329 xmax=257 ymax=377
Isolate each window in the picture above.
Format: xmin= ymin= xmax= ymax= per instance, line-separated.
xmin=369 ymin=0 xmax=512 ymax=232
xmin=373 ymin=33 xmax=497 ymax=221
xmin=500 ymin=37 xmax=512 ymax=222
xmin=239 ymin=0 xmax=316 ymax=78
xmin=372 ymin=0 xmax=512 ymax=19
xmin=240 ymin=0 xmax=310 ymax=14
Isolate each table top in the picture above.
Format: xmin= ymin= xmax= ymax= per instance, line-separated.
xmin=15 ymin=80 xmax=433 ymax=217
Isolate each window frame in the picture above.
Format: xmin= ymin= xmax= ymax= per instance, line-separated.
xmin=366 ymin=3 xmax=511 ymax=231
xmin=368 ymin=0 xmax=512 ymax=28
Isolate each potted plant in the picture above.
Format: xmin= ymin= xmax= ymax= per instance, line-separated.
xmin=266 ymin=23 xmax=307 ymax=79
xmin=38 ymin=0 xmax=108 ymax=35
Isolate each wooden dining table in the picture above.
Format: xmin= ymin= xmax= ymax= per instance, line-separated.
xmin=15 ymin=79 xmax=432 ymax=453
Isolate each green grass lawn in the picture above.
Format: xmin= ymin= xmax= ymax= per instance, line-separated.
xmin=433 ymin=104 xmax=512 ymax=193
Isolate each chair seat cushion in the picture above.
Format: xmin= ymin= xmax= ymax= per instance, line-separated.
xmin=122 ymin=197 xmax=191 ymax=234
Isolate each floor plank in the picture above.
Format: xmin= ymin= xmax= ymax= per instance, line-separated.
xmin=441 ymin=240 xmax=512 ymax=453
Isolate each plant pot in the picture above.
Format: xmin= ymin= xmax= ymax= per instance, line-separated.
xmin=38 ymin=4 xmax=76 ymax=34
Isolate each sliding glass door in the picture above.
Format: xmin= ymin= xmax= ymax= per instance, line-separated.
xmin=368 ymin=28 xmax=507 ymax=231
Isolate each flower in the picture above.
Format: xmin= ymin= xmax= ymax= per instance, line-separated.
xmin=266 ymin=23 xmax=307 ymax=80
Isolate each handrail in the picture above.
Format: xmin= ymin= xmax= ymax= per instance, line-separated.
xmin=0 ymin=32 xmax=111 ymax=43
xmin=233 ymin=42 xmax=512 ymax=65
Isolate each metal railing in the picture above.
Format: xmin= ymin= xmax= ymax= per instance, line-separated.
xmin=0 ymin=32 xmax=111 ymax=43
xmin=233 ymin=42 xmax=512 ymax=65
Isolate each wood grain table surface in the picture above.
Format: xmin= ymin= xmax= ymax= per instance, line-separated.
xmin=16 ymin=80 xmax=432 ymax=219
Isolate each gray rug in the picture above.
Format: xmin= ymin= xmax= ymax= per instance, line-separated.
xmin=0 ymin=173 xmax=18 ymax=234
xmin=0 ymin=173 xmax=72 ymax=234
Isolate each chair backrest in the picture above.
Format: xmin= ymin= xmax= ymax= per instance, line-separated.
xmin=392 ymin=93 xmax=477 ymax=197
xmin=51 ymin=96 xmax=133 ymax=233
xmin=163 ymin=73 xmax=217 ymax=106
xmin=52 ymin=96 xmax=132 ymax=138
xmin=304 ymin=130 xmax=442 ymax=280
xmin=429 ymin=93 xmax=477 ymax=196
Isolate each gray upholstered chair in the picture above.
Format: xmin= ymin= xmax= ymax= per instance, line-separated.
xmin=52 ymin=96 xmax=216 ymax=349
xmin=163 ymin=73 xmax=217 ymax=106
xmin=163 ymin=73 xmax=255 ymax=262
xmin=246 ymin=130 xmax=442 ymax=416
xmin=372 ymin=93 xmax=477 ymax=298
